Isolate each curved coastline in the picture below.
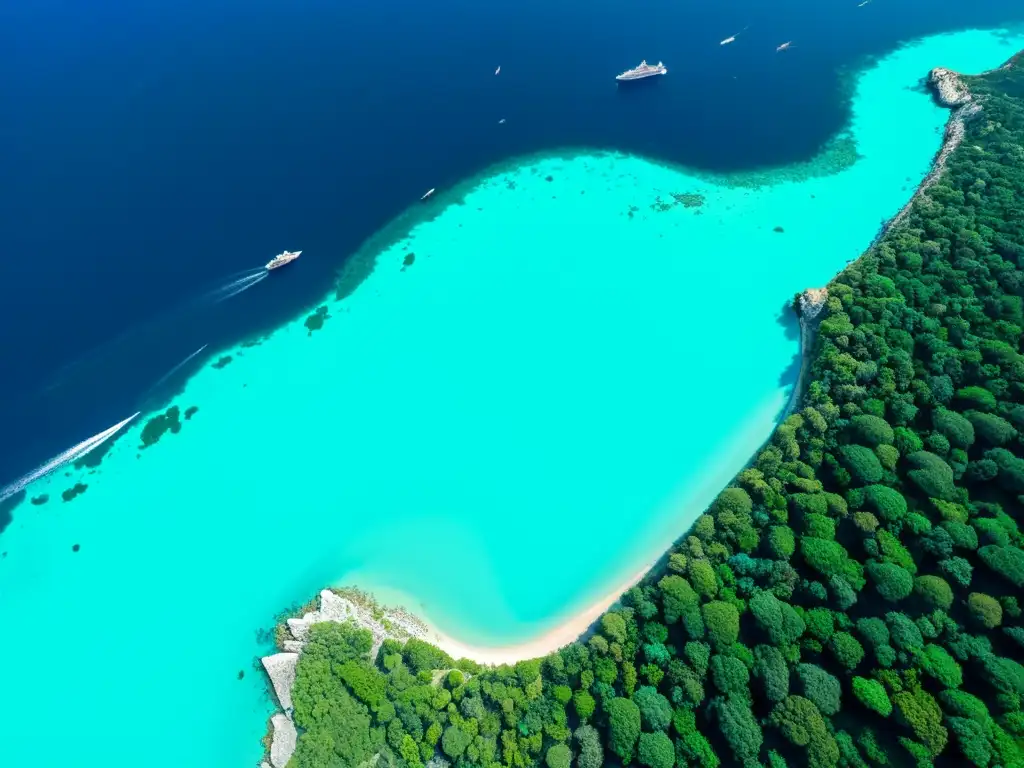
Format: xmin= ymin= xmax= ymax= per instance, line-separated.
xmin=2 ymin=25 xmax=1024 ymax=768
xmin=255 ymin=45 xmax=1022 ymax=768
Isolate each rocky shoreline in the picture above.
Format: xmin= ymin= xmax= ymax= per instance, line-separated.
xmin=783 ymin=288 xmax=830 ymax=419
xmin=259 ymin=589 xmax=431 ymax=768
xmin=878 ymin=66 xmax=982 ymax=243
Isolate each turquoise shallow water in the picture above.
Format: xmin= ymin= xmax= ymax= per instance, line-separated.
xmin=1 ymin=27 xmax=1022 ymax=767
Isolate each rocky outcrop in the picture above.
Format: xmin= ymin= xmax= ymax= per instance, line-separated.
xmin=798 ymin=288 xmax=829 ymax=324
xmin=269 ymin=713 xmax=297 ymax=768
xmin=261 ymin=652 xmax=298 ymax=712
xmin=928 ymin=67 xmax=971 ymax=107
xmin=259 ymin=589 xmax=430 ymax=768
xmin=784 ymin=288 xmax=830 ymax=419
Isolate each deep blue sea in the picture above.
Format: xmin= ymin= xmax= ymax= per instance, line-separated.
xmin=0 ymin=0 xmax=1022 ymax=484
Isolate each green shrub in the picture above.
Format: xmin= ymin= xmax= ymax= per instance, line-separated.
xmin=863 ymin=485 xmax=908 ymax=522
xmin=711 ymin=695 xmax=762 ymax=764
xmin=893 ymin=427 xmax=923 ymax=455
xmin=852 ymin=677 xmax=892 ymax=716
xmin=849 ymin=415 xmax=895 ymax=446
xmin=979 ymin=545 xmax=1024 ymax=587
xmin=966 ymin=411 xmax=1017 ymax=446
xmin=913 ymin=575 xmax=953 ymax=610
xmin=967 ymin=592 xmax=1003 ymax=628
xmin=632 ymin=686 xmax=672 ymax=731
xmin=905 ymin=451 xmax=957 ymax=500
xmin=830 ymin=632 xmax=865 ymax=670
xmin=955 ymin=386 xmax=997 ymax=412
xmin=932 ymin=408 xmax=976 ymax=448
xmin=839 ymin=444 xmax=885 ymax=485
xmin=804 ymin=513 xmax=836 ymax=540
xmin=606 ymin=697 xmax=641 ymax=762
xmin=750 ymin=590 xmax=806 ymax=646
xmin=545 ymin=744 xmax=571 ymax=768
xmin=797 ymin=663 xmax=842 ymax=716
xmin=702 ymin=601 xmax=740 ymax=650
xmin=637 ymin=732 xmax=674 ymax=768
xmin=768 ymin=525 xmax=796 ymax=559
xmin=866 ymin=560 xmax=913 ymax=602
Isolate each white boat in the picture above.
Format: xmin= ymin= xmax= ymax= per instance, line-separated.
xmin=616 ymin=60 xmax=667 ymax=82
xmin=421 ymin=188 xmax=436 ymax=201
xmin=266 ymin=250 xmax=301 ymax=270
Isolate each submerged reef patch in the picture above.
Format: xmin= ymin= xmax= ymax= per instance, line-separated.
xmin=401 ymin=253 xmax=416 ymax=271
xmin=73 ymin=427 xmax=126 ymax=470
xmin=712 ymin=133 xmax=861 ymax=189
xmin=650 ymin=192 xmax=706 ymax=213
xmin=30 ymin=494 xmax=48 ymax=506
xmin=304 ymin=306 xmax=330 ymax=336
xmin=672 ymin=192 xmax=705 ymax=208
xmin=0 ymin=489 xmax=26 ymax=534
xmin=184 ymin=406 xmax=199 ymax=421
xmin=140 ymin=406 xmax=182 ymax=448
xmin=212 ymin=356 xmax=233 ymax=370
xmin=61 ymin=483 xmax=88 ymax=503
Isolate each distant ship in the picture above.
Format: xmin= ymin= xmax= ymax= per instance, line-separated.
xmin=616 ymin=60 xmax=667 ymax=82
xmin=266 ymin=250 xmax=301 ymax=270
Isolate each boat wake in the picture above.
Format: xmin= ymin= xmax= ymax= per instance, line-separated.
xmin=42 ymin=266 xmax=270 ymax=398
xmin=140 ymin=344 xmax=209 ymax=404
xmin=203 ymin=268 xmax=270 ymax=305
xmin=0 ymin=413 xmax=140 ymax=504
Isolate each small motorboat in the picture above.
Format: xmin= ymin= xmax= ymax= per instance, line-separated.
xmin=421 ymin=188 xmax=435 ymax=201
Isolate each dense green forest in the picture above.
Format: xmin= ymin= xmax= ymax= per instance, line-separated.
xmin=278 ymin=60 xmax=1024 ymax=768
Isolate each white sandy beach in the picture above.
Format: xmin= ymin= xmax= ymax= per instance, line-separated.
xmin=420 ymin=564 xmax=653 ymax=665
xmin=402 ymin=391 xmax=790 ymax=666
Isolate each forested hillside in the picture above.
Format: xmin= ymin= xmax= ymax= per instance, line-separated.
xmin=280 ymin=59 xmax=1024 ymax=768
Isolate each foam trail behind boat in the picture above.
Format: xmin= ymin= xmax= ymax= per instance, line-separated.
xmin=0 ymin=412 xmax=140 ymax=503
xmin=146 ymin=344 xmax=209 ymax=395
xmin=212 ymin=270 xmax=268 ymax=303
xmin=200 ymin=268 xmax=268 ymax=304
xmin=43 ymin=267 xmax=266 ymax=397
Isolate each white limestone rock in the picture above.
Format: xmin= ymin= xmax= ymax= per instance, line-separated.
xmin=318 ymin=589 xmax=357 ymax=621
xmin=270 ymin=713 xmax=297 ymax=768
xmin=286 ymin=617 xmax=312 ymax=642
xmin=799 ymin=288 xmax=829 ymax=322
xmin=262 ymin=653 xmax=299 ymax=711
xmin=929 ymin=67 xmax=971 ymax=108
xmin=282 ymin=640 xmax=305 ymax=653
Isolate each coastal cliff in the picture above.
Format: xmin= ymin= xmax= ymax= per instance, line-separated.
xmin=260 ymin=589 xmax=430 ymax=768
xmin=787 ymin=288 xmax=829 ymax=415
